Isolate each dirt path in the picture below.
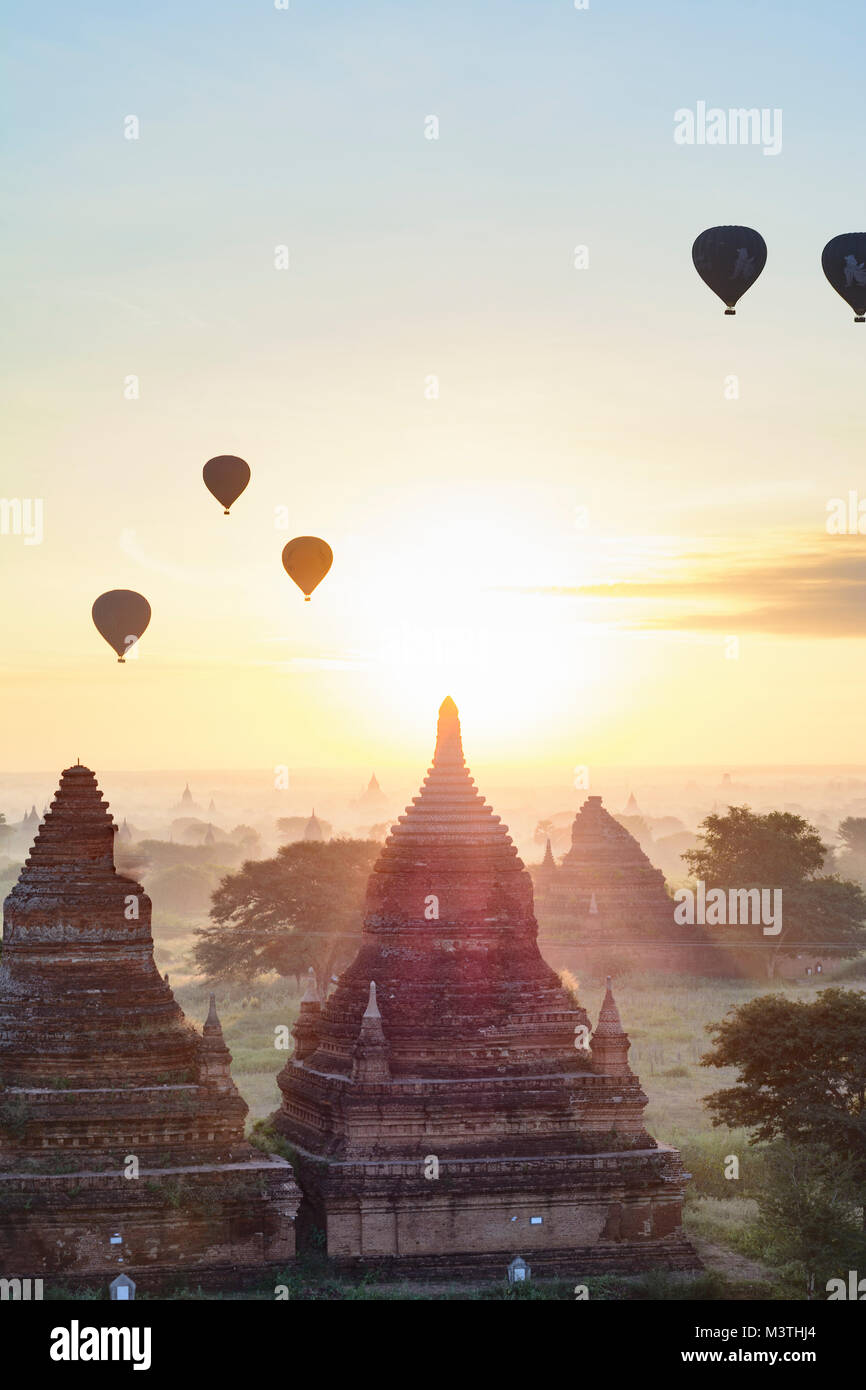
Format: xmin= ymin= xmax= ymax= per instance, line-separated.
xmin=691 ymin=1236 xmax=775 ymax=1286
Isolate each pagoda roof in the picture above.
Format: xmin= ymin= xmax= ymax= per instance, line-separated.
xmin=561 ymin=795 xmax=657 ymax=872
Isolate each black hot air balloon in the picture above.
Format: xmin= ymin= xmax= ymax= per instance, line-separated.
xmin=92 ymin=590 xmax=151 ymax=663
xmin=281 ymin=537 xmax=333 ymax=601
xmin=203 ymin=455 xmax=250 ymax=514
xmin=692 ymin=226 xmax=767 ymax=315
xmin=821 ymin=234 xmax=866 ymax=322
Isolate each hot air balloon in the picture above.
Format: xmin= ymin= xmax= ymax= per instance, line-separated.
xmin=92 ymin=590 xmax=151 ymax=663
xmin=281 ymin=537 xmax=333 ymax=601
xmin=203 ymin=455 xmax=250 ymax=514
xmin=692 ymin=226 xmax=767 ymax=315
xmin=821 ymin=234 xmax=866 ymax=322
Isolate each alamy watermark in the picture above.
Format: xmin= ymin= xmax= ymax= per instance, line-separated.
xmin=0 ymin=498 xmax=43 ymax=545
xmin=826 ymin=493 xmax=866 ymax=535
xmin=674 ymin=103 xmax=782 ymax=157
xmin=0 ymin=1277 xmax=43 ymax=1300
xmin=673 ymin=882 xmax=782 ymax=936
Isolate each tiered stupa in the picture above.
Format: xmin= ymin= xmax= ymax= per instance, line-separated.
xmin=533 ymin=796 xmax=726 ymax=976
xmin=272 ymin=700 xmax=695 ymax=1277
xmin=0 ymin=764 xmax=299 ymax=1288
xmin=537 ymin=797 xmax=672 ymax=926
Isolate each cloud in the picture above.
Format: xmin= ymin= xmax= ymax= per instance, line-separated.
xmin=504 ymin=542 xmax=866 ymax=638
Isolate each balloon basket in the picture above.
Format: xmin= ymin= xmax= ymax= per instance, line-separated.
xmin=117 ymin=658 xmax=125 ymax=664
xmin=724 ymin=308 xmax=736 ymax=316
xmin=855 ymin=316 xmax=865 ymax=323
xmin=304 ymin=596 xmax=311 ymax=602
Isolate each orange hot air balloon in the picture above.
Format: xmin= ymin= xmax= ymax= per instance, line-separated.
xmin=281 ymin=537 xmax=333 ymax=601
xmin=92 ymin=590 xmax=151 ymax=663
xmin=203 ymin=455 xmax=250 ymax=514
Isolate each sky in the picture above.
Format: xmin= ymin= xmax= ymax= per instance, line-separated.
xmin=2 ymin=0 xmax=865 ymax=776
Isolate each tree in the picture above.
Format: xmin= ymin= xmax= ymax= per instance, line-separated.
xmin=702 ymin=989 xmax=866 ymax=1225
xmin=755 ymin=1141 xmax=866 ymax=1292
xmin=193 ymin=838 xmax=380 ymax=986
xmin=685 ymin=806 xmax=825 ymax=885
xmin=683 ymin=806 xmax=866 ymax=977
xmin=836 ymin=818 xmax=866 ymax=886
xmin=534 ymin=819 xmax=554 ymax=846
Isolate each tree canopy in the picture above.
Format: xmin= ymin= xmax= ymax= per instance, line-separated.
xmin=682 ymin=806 xmax=866 ymax=974
xmin=684 ymin=806 xmax=826 ymax=885
xmin=193 ymin=837 xmax=380 ymax=985
xmin=701 ymin=988 xmax=866 ymax=1180
xmin=835 ymin=818 xmax=866 ymax=887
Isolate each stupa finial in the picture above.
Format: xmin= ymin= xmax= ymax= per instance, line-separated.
xmin=590 ymin=972 xmax=631 ymax=1075
xmin=363 ymin=980 xmax=381 ymax=1019
xmin=433 ymin=696 xmax=464 ymax=768
xmin=595 ymin=976 xmax=624 ymax=1034
xmin=204 ymin=993 xmax=222 ymax=1033
xmin=352 ymin=980 xmax=390 ymax=1083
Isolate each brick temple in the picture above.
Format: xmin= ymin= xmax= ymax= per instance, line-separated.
xmin=533 ymin=796 xmax=724 ymax=976
xmin=0 ymin=764 xmax=299 ymax=1289
xmin=273 ymin=699 xmax=696 ymax=1277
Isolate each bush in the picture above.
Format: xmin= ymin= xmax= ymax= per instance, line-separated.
xmin=677 ymin=1128 xmax=765 ymax=1200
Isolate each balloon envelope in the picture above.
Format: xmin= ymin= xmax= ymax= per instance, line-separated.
xmin=821 ymin=234 xmax=866 ymax=321
xmin=281 ymin=537 xmax=333 ymax=600
xmin=92 ymin=590 xmax=151 ymax=662
xmin=692 ymin=226 xmax=767 ymax=313
xmin=203 ymin=455 xmax=250 ymax=513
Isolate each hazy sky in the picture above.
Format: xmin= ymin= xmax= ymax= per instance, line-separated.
xmin=3 ymin=0 xmax=865 ymax=774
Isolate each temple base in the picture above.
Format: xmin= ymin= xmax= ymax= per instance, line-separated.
xmin=0 ymin=1159 xmax=299 ymax=1286
xmin=288 ymin=1145 xmax=699 ymax=1278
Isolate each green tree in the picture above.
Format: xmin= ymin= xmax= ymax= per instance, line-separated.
xmin=702 ymin=988 xmax=866 ymax=1224
xmin=193 ymin=838 xmax=379 ymax=986
xmin=755 ymin=1141 xmax=866 ymax=1293
xmin=836 ymin=818 xmax=866 ymax=887
xmin=685 ymin=806 xmax=825 ymax=885
xmin=683 ymin=806 xmax=866 ymax=977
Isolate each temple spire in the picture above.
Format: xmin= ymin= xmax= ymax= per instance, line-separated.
xmin=352 ymin=980 xmax=390 ymax=1083
xmin=590 ymin=975 xmax=632 ymax=1076
xmin=598 ymin=976 xmax=623 ymax=1030
xmin=293 ymin=967 xmax=322 ymax=1061
xmin=204 ymin=992 xmax=222 ymax=1034
xmin=432 ymin=696 xmax=464 ymax=769
xmin=199 ymin=992 xmax=234 ymax=1090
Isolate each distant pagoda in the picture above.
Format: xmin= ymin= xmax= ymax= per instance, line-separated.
xmin=304 ymin=810 xmax=324 ymax=842
xmin=0 ymin=764 xmax=299 ymax=1288
xmin=172 ymin=782 xmax=200 ymax=813
xmin=353 ymin=773 xmax=387 ymax=812
xmin=272 ymin=700 xmax=695 ymax=1278
xmin=538 ymin=796 xmax=672 ymax=926
xmin=533 ymin=796 xmax=726 ymax=976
